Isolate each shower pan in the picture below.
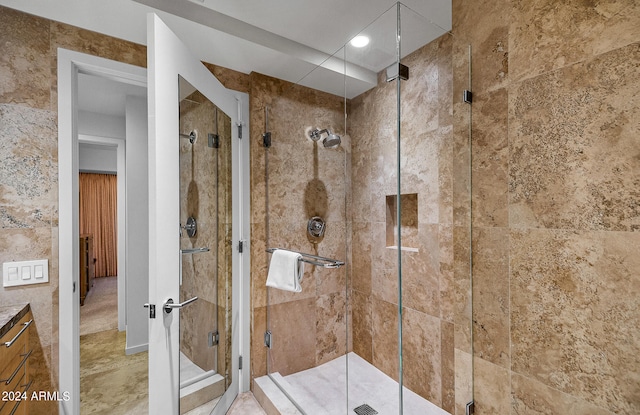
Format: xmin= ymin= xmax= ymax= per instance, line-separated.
xmin=256 ymin=3 xmax=473 ymax=415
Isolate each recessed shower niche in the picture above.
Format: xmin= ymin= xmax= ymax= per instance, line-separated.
xmin=386 ymin=193 xmax=419 ymax=251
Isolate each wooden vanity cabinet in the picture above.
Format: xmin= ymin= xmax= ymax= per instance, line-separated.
xmin=0 ymin=308 xmax=32 ymax=415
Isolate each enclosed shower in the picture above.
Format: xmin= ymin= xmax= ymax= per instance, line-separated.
xmin=252 ymin=3 xmax=473 ymax=415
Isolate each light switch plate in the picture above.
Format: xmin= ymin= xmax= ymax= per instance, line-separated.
xmin=3 ymin=259 xmax=49 ymax=287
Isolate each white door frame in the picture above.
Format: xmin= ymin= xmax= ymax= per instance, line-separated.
xmin=78 ymin=134 xmax=126 ymax=333
xmin=147 ymin=13 xmax=250 ymax=414
xmin=58 ymin=48 xmax=146 ymax=415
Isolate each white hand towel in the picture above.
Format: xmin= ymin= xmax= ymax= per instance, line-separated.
xmin=266 ymin=249 xmax=304 ymax=292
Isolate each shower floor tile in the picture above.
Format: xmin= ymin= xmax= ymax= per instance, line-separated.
xmin=267 ymin=352 xmax=448 ymax=415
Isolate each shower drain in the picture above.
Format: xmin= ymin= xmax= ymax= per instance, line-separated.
xmin=354 ymin=404 xmax=378 ymax=415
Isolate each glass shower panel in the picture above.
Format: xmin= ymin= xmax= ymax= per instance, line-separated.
xmin=345 ymin=5 xmax=402 ymax=415
xmin=261 ymin=2 xmax=472 ymax=414
xmin=178 ymin=76 xmax=233 ymax=413
xmin=346 ymin=2 xmax=473 ymax=414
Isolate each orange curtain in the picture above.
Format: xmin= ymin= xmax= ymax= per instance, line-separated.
xmin=79 ymin=173 xmax=117 ymax=277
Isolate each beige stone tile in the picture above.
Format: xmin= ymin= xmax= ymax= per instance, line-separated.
xmin=509 ymin=0 xmax=636 ymax=83
xmin=454 ymin=349 xmax=472 ymax=415
xmin=510 ymin=228 xmax=640 ymax=414
xmin=472 ymin=226 xmax=510 ymax=368
xmin=437 ymin=34 xmax=454 ymax=129
xmin=438 ymin=126 xmax=454 ymax=226
xmin=50 ymin=21 xmax=146 ymax=68
xmin=180 ymin=298 xmax=217 ymax=373
xmin=80 ymin=330 xmax=148 ymax=414
xmin=252 ymin=306 xmax=268 ymax=379
xmin=473 ymin=357 xmax=510 ymax=415
xmin=452 ymin=100 xmax=471 ymax=228
xmin=441 ymin=320 xmax=455 ymax=413
xmin=351 ymin=290 xmax=372 ymax=363
xmin=402 ymin=224 xmax=440 ymax=318
xmin=315 ymin=292 xmax=347 ymax=366
xmin=0 ymin=104 xmax=57 ymax=228
xmin=371 ymin=298 xmax=399 ymax=382
xmin=512 ymin=372 xmax=616 ymax=415
xmin=452 ymin=0 xmax=510 ymax=93
xmin=351 ymin=149 xmax=373 ymax=222
xmin=589 ymin=2 xmax=640 ymax=57
xmin=227 ymin=392 xmax=267 ymax=415
xmin=267 ymin=298 xmax=316 ymax=376
xmin=351 ymin=221 xmax=372 ymax=295
xmin=509 ymin=42 xmax=640 ymax=231
xmin=402 ymin=308 xmax=442 ymax=405
xmin=202 ymin=62 xmax=251 ymax=94
xmin=400 ymin=40 xmax=443 ymax=137
xmin=452 ymin=226 xmax=472 ymax=354
xmin=372 ymin=266 xmax=399 ymax=310
xmin=251 ymin=222 xmax=268 ymax=309
xmin=439 ymin=224 xmax=455 ymax=323
xmin=0 ymin=6 xmax=51 ymax=109
xmin=471 ymin=88 xmax=509 ymax=228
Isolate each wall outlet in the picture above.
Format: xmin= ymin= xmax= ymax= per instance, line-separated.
xmin=3 ymin=259 xmax=49 ymax=287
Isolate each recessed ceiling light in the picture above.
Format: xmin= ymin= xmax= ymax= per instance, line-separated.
xmin=350 ymin=35 xmax=370 ymax=48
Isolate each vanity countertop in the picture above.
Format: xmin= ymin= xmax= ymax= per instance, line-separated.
xmin=0 ymin=303 xmax=31 ymax=339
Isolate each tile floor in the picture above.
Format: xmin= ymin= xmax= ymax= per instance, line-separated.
xmin=80 ymin=276 xmax=118 ymax=335
xmin=79 ymin=276 xmax=266 ymax=414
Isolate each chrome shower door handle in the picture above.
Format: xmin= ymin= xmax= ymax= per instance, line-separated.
xmin=163 ymin=297 xmax=198 ymax=314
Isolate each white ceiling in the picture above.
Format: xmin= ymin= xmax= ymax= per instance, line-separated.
xmin=77 ymin=73 xmax=147 ymax=117
xmin=1 ymin=0 xmax=450 ymax=114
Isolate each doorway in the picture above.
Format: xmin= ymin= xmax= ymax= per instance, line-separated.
xmin=58 ymin=49 xmax=148 ymax=415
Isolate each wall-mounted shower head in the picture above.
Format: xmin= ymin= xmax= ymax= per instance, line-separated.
xmin=309 ymin=128 xmax=341 ymax=149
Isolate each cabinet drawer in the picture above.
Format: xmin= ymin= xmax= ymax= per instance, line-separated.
xmin=0 ymin=310 xmax=31 ymax=415
xmin=0 ymin=314 xmax=31 ymax=360
xmin=0 ymin=349 xmax=28 ymax=395
xmin=0 ymin=371 xmax=26 ymax=415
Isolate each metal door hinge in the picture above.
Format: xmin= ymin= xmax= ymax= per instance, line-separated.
xmin=463 ymin=90 xmax=473 ymax=104
xmin=208 ymin=330 xmax=219 ymax=347
xmin=466 ymin=400 xmax=475 ymax=415
xmin=238 ymin=356 xmax=243 ymax=370
xmin=264 ymin=331 xmax=272 ymax=349
xmin=238 ymin=240 xmax=245 ymax=253
xmin=208 ymin=133 xmax=220 ymax=148
xmin=237 ymin=123 xmax=243 ymax=139
xmin=143 ymin=303 xmax=156 ymax=319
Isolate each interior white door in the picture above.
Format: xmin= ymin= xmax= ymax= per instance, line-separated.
xmin=147 ymin=13 xmax=248 ymax=415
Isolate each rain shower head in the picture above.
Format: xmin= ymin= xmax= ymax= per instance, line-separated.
xmin=309 ymin=128 xmax=341 ymax=149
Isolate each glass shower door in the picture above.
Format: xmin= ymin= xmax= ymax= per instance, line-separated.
xmin=178 ymin=76 xmax=233 ymax=413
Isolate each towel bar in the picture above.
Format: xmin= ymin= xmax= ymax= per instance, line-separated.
xmin=266 ymin=248 xmax=345 ymax=269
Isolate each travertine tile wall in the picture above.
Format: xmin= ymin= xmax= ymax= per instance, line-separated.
xmin=453 ymin=0 xmax=640 ymax=413
xmin=249 ymin=72 xmax=349 ymax=379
